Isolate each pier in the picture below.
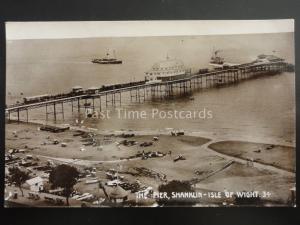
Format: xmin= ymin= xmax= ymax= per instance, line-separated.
xmin=5 ymin=61 xmax=294 ymax=122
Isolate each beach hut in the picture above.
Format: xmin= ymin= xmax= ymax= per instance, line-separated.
xmin=24 ymin=176 xmax=44 ymax=192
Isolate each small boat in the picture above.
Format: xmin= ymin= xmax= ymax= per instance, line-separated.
xmin=77 ymin=193 xmax=94 ymax=201
xmin=85 ymin=179 xmax=99 ymax=184
xmin=105 ymin=179 xmax=124 ymax=186
xmin=173 ymin=155 xmax=186 ymax=162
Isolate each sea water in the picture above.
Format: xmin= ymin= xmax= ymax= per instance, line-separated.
xmin=6 ymin=33 xmax=295 ymax=144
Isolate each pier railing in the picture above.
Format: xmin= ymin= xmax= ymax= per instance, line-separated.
xmin=5 ymin=61 xmax=294 ymax=122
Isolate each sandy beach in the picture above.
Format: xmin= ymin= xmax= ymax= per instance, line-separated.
xmin=5 ymin=120 xmax=296 ymax=206
xmin=209 ymin=141 xmax=295 ymax=172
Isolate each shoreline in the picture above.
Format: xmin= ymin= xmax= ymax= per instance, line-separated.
xmin=6 ymin=119 xmax=295 ymax=174
xmin=6 ymin=118 xmax=295 ymax=173
xmin=5 ymin=117 xmax=296 ymax=206
xmin=209 ymin=141 xmax=295 ymax=173
xmin=6 ymin=117 xmax=295 ymax=148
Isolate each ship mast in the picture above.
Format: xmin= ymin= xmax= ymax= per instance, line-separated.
xmin=214 ymin=49 xmax=221 ymax=57
xmin=166 ymin=53 xmax=170 ymax=60
xmin=106 ymin=49 xmax=110 ymax=59
xmin=211 ymin=47 xmax=221 ymax=58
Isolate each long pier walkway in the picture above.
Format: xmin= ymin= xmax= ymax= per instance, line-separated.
xmin=5 ymin=62 xmax=294 ymax=122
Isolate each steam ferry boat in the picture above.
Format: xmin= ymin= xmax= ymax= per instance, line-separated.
xmin=209 ymin=49 xmax=224 ymax=67
xmin=92 ymin=50 xmax=122 ymax=64
xmin=209 ymin=49 xmax=240 ymax=69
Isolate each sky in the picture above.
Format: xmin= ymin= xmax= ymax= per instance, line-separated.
xmin=6 ymin=20 xmax=294 ymax=40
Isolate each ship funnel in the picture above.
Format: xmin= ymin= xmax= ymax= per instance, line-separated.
xmin=166 ymin=53 xmax=170 ymax=60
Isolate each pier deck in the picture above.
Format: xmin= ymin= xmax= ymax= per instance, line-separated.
xmin=5 ymin=61 xmax=294 ymax=122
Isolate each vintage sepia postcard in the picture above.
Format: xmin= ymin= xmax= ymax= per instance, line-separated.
xmin=4 ymin=20 xmax=295 ymax=207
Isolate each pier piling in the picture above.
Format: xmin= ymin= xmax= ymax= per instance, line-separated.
xmin=61 ymin=102 xmax=64 ymax=120
xmin=5 ymin=61 xmax=293 ymax=123
xmin=53 ymin=103 xmax=56 ymax=121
